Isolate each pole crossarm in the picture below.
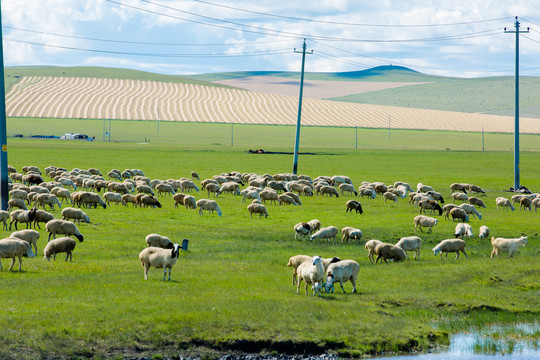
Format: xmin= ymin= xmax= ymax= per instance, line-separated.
xmin=292 ymin=39 xmax=313 ymax=175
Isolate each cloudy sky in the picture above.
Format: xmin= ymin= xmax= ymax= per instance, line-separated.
xmin=2 ymin=0 xmax=540 ymax=77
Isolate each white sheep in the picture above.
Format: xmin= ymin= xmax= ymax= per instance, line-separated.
xmin=375 ymin=243 xmax=407 ymax=263
xmin=310 ymin=226 xmax=338 ymax=243
xmin=293 ymin=223 xmax=311 ymax=240
xmin=33 ymin=209 xmax=55 ymax=229
xmin=491 ymin=236 xmax=528 ymax=258
xmin=7 ymin=198 xmax=27 ymax=211
xmin=454 ymin=223 xmax=473 ymax=239
xmin=286 ymin=255 xmax=340 ymax=286
xmin=383 ymin=191 xmax=398 ymax=203
xmin=278 ymin=194 xmax=298 ymax=206
xmin=34 ymin=193 xmax=62 ymax=210
xmin=496 ymin=197 xmax=515 ymax=211
xmin=139 ymin=244 xmax=181 ymax=281
xmin=259 ymin=190 xmax=278 ymax=204
xmin=365 ymin=239 xmax=383 ymax=263
xmin=432 ymin=239 xmax=468 ymax=260
xmin=450 ymin=207 xmax=469 ymax=222
xmin=0 ymin=237 xmax=35 ymax=270
xmin=45 ymin=219 xmax=84 ymax=242
xmin=307 ymin=219 xmax=321 ymax=234
xmin=459 ymin=203 xmax=482 ymax=219
xmin=296 ymin=256 xmax=325 ymax=296
xmin=247 ymin=203 xmax=269 ymax=218
xmin=413 ymin=215 xmax=438 ymax=233
xmin=358 ymin=186 xmax=376 ymax=199
xmin=395 ymin=236 xmax=422 ymax=260
xmin=341 ymin=227 xmax=363 ymax=243
xmin=339 ymin=183 xmax=358 ymax=196
xmin=103 ymin=191 xmax=124 ymax=206
xmin=156 ymin=183 xmax=175 ymax=197
xmin=61 ymin=207 xmax=90 ymax=224
xmin=451 ymin=192 xmax=469 ymax=203
xmin=241 ymin=189 xmax=262 ymax=203
xmin=479 ymin=225 xmax=490 ymax=239
xmin=10 ymin=229 xmax=40 ymax=255
xmin=43 ymin=237 xmax=77 ymax=261
xmin=532 ymin=198 xmax=540 ymax=213
xmin=196 ymin=199 xmax=222 ymax=216
xmin=145 ymin=233 xmax=173 ymax=249
xmin=323 ymin=260 xmax=360 ymax=294
xmin=0 ymin=210 xmax=9 ymax=230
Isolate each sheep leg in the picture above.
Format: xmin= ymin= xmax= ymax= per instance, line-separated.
xmin=351 ymin=278 xmax=357 ymax=293
xmin=143 ymin=265 xmax=150 ymax=280
xmin=339 ymin=281 xmax=346 ymax=294
xmin=8 ymin=257 xmax=16 ymax=271
xmin=296 ymin=278 xmax=302 ymax=294
xmin=462 ymin=250 xmax=468 ymax=259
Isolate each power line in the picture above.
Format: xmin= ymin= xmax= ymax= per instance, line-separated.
xmin=192 ymin=0 xmax=512 ymax=28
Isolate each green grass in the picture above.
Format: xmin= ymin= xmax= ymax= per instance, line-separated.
xmin=0 ymin=131 xmax=539 ymax=359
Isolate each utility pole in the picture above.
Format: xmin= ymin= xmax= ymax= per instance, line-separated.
xmin=0 ymin=12 xmax=9 ymax=210
xmin=505 ymin=17 xmax=529 ymax=190
xmin=292 ymin=39 xmax=312 ymax=175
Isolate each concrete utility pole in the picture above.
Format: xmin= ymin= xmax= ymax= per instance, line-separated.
xmin=292 ymin=39 xmax=312 ymax=175
xmin=505 ymin=17 xmax=529 ymax=190
xmin=0 ymin=12 xmax=9 ymax=210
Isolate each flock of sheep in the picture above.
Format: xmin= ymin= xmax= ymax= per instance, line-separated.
xmin=0 ymin=165 xmax=534 ymax=285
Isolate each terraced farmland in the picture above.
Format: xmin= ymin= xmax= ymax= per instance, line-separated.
xmin=6 ymin=76 xmax=540 ymax=133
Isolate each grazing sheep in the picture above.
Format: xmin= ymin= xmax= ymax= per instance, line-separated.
xmin=247 ymin=203 xmax=269 ymax=218
xmin=339 ymin=183 xmax=358 ymax=197
xmin=205 ymin=183 xmax=220 ymax=197
xmin=32 ymin=209 xmax=55 ymax=230
xmin=9 ymin=189 xmax=29 ymax=203
xmin=425 ymin=191 xmax=445 ymax=204
xmin=373 ymin=182 xmax=388 ymax=195
xmin=520 ymin=197 xmax=532 ymax=211
xmin=320 ymin=185 xmax=339 ymax=198
xmin=375 ymin=243 xmax=407 ymax=263
xmin=9 ymin=208 xmax=37 ymax=230
xmin=43 ymin=236 xmax=77 ymax=261
xmin=432 ymin=239 xmax=468 ymax=260
xmin=81 ymin=192 xmax=107 ymax=209
xmin=287 ymin=255 xmax=340 ymax=286
xmin=451 ymin=192 xmax=469 ymax=203
xmin=139 ymin=244 xmax=181 ymax=281
xmin=51 ymin=187 xmax=72 ymax=204
xmin=418 ymin=199 xmax=443 ymax=215
xmin=458 ymin=203 xmax=482 ymax=219
xmin=479 ymin=225 xmax=490 ymax=240
xmin=416 ymin=183 xmax=434 ymax=193
xmin=466 ymin=184 xmax=485 ymax=194
xmin=395 ymin=236 xmax=422 ymax=260
xmin=0 ymin=210 xmax=9 ymax=230
xmin=33 ymin=193 xmax=62 ymax=210
xmin=103 ymin=192 xmax=123 ymax=206
xmin=45 ymin=219 xmax=84 ymax=242
xmin=365 ymin=239 xmax=384 ymax=263
xmin=468 ymin=196 xmax=486 ymax=208
xmin=196 ymin=199 xmax=222 ymax=216
xmin=140 ymin=195 xmax=162 ymax=208
xmin=182 ymin=195 xmax=197 ymax=209
xmin=155 ymin=183 xmax=175 ymax=197
xmin=450 ymin=183 xmax=467 ymax=194
xmin=191 ymin=171 xmax=200 ymax=180
xmin=180 ymin=180 xmax=200 ymax=193
xmin=294 ymin=223 xmax=311 ymax=240
xmin=345 ymin=200 xmax=364 ymax=214
xmin=341 ymin=227 xmax=363 ymax=243
xmin=278 ymin=194 xmax=298 ymax=206
xmin=122 ymin=194 xmax=138 ymax=207
xmin=532 ymin=198 xmax=540 ymax=213
xmin=61 ymin=207 xmax=90 ymax=224
xmin=0 ymin=237 xmax=35 ymax=271
xmin=413 ymin=215 xmax=438 ymax=233
xmin=383 ymin=191 xmax=398 ymax=203
xmin=7 ymin=198 xmax=27 ymax=211
xmin=450 ymin=207 xmax=469 ymax=222
xmin=241 ymin=189 xmax=262 ymax=203
xmin=496 ymin=197 xmax=515 ymax=211
xmin=323 ymin=260 xmax=360 ymax=294
xmin=491 ymin=236 xmax=528 ymax=258
xmin=454 ymin=223 xmax=473 ymax=239
xmin=310 ymin=226 xmax=339 ymax=243
xmin=442 ymin=204 xmax=459 ymax=220
xmin=136 ymin=184 xmax=154 ymax=196
xmin=308 ymin=219 xmax=321 ymax=234
xmin=358 ymin=186 xmax=376 ymax=199
xmin=296 ymin=256 xmax=325 ymax=296
xmin=145 ymin=234 xmax=173 ymax=249
xmin=217 ymin=181 xmax=240 ymax=196
xmin=284 ymin=191 xmax=302 ymax=205
xmin=10 ymin=229 xmax=40 ymax=255
xmin=259 ymin=189 xmax=278 ymax=205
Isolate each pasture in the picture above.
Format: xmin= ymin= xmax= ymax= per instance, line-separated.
xmin=0 ymin=129 xmax=539 ymax=359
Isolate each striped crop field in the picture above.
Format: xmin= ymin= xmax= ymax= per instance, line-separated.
xmin=6 ymin=76 xmax=540 ymax=133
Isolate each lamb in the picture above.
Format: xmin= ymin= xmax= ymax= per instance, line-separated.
xmin=491 ymin=236 xmax=528 ymax=258
xmin=383 ymin=191 xmax=398 ymax=203
xmin=10 ymin=229 xmax=40 ymax=255
xmin=33 ymin=209 xmax=55 ymax=229
xmin=319 ymin=185 xmax=339 ymax=198
xmin=395 ymin=236 xmax=422 ymax=260
xmin=45 ymin=219 xmax=84 ymax=242
xmin=196 ymin=199 xmax=222 ymax=216
xmin=259 ymin=189 xmax=278 ymax=204
xmin=247 ymin=203 xmax=269 ymax=218
xmin=145 ymin=233 xmax=173 ymax=249
xmin=296 ymin=256 xmax=325 ymax=296
xmin=479 ymin=225 xmax=490 ymax=239
xmin=43 ymin=236 xmax=77 ymax=261
xmin=458 ymin=203 xmax=482 ymax=219
xmin=323 ymin=260 xmax=360 ymax=294
xmin=241 ymin=189 xmax=262 ymax=203
xmin=365 ymin=239 xmax=384 ymax=263
xmin=103 ymin=191 xmax=123 ymax=206
xmin=0 ymin=210 xmax=9 ymax=230
xmin=451 ymin=192 xmax=469 ymax=203
xmin=140 ymin=195 xmax=162 ymax=208
xmin=341 ymin=227 xmax=363 ymax=243
xmin=310 ymin=226 xmax=338 ymax=243
xmin=61 ymin=207 xmax=90 ymax=224
xmin=287 ymin=255 xmax=340 ymax=285
xmin=374 ymin=243 xmax=407 ymax=263
xmin=339 ymin=183 xmax=358 ymax=196
xmin=294 ymin=223 xmax=311 ymax=240
xmin=432 ymin=239 xmax=468 ymax=260
xmin=496 ymin=197 xmax=515 ymax=211
xmin=468 ymin=196 xmax=486 ymax=208
xmin=139 ymin=244 xmax=181 ymax=281
xmin=9 ymin=208 xmax=37 ymax=230
xmin=454 ymin=223 xmax=473 ymax=239
xmin=345 ymin=200 xmax=364 ymax=214
xmin=450 ymin=207 xmax=469 ymax=222
xmin=7 ymin=198 xmax=27 ymax=211
xmin=0 ymin=237 xmax=35 ymax=271
xmin=413 ymin=215 xmax=438 ymax=233
xmin=418 ymin=199 xmax=443 ymax=215
xmin=278 ymin=194 xmax=298 ymax=206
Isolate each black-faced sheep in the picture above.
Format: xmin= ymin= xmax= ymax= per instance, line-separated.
xmin=341 ymin=227 xmax=363 ymax=243
xmin=139 ymin=244 xmax=181 ymax=281
xmin=418 ymin=199 xmax=443 ymax=215
xmin=45 ymin=219 xmax=84 ymax=242
xmin=454 ymin=223 xmax=473 ymax=239
xmin=345 ymin=200 xmax=364 ymax=214
xmin=9 ymin=208 xmax=37 ymax=230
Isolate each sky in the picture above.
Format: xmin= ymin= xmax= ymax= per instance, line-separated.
xmin=2 ymin=0 xmax=540 ymax=78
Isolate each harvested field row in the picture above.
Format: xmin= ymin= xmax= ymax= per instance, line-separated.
xmin=6 ymin=76 xmax=540 ymax=133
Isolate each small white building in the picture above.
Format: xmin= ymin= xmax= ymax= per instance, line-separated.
xmin=61 ymin=133 xmax=93 ymax=141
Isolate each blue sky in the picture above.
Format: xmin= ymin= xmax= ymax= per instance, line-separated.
xmin=2 ymin=0 xmax=540 ymax=77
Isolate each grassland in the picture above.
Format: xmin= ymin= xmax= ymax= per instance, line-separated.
xmin=0 ymin=125 xmax=539 ymax=359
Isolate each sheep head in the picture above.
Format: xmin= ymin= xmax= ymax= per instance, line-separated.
xmin=432 ymin=247 xmax=442 ymax=256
